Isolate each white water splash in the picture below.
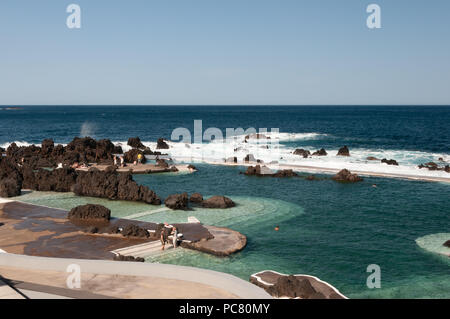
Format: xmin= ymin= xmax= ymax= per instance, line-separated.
xmin=80 ymin=121 xmax=96 ymax=137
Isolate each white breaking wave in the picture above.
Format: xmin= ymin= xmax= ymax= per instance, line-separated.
xmin=0 ymin=141 xmax=35 ymax=149
xmin=108 ymin=136 xmax=450 ymax=180
xmin=2 ymin=132 xmax=450 ymax=180
xmin=80 ymin=121 xmax=96 ymax=137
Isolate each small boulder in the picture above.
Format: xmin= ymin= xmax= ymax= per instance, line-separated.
xmin=121 ymin=224 xmax=149 ymax=238
xmin=366 ymin=156 xmax=379 ymax=161
xmin=293 ymin=149 xmax=310 ymax=158
xmin=332 ymin=169 xmax=363 ymax=183
xmin=443 ymin=240 xmax=450 ymax=248
xmin=337 ymin=146 xmax=350 ymax=156
xmin=381 ymin=158 xmax=399 ymax=166
xmin=156 ymin=138 xmax=169 ymax=149
xmin=165 ymin=192 xmax=189 ymax=210
xmin=68 ymin=204 xmax=111 ymax=222
xmin=202 ymin=196 xmax=235 ymax=209
xmin=312 ymin=148 xmax=327 ymax=156
xmin=127 ymin=137 xmax=146 ymax=149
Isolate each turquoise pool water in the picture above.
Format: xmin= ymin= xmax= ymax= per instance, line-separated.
xmin=15 ymin=164 xmax=450 ymax=298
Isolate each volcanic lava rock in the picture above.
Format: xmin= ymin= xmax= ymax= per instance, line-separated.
xmin=124 ymin=148 xmax=146 ymax=164
xmin=293 ymin=149 xmax=311 ymax=158
xmin=244 ymin=165 xmax=261 ymax=176
xmin=443 ymin=240 xmax=450 ymax=247
xmin=0 ymin=157 xmax=23 ymax=186
xmin=337 ymin=146 xmax=350 ymax=156
xmin=113 ymin=254 xmax=145 ymax=262
xmin=64 ymin=137 xmax=115 ymax=164
xmin=74 ymin=170 xmax=161 ymax=204
xmin=23 ymin=167 xmax=77 ymax=192
xmin=68 ymin=204 xmax=111 ymax=222
xmin=312 ymin=148 xmax=327 ymax=156
xmin=202 ymin=196 xmax=235 ymax=209
xmin=0 ymin=178 xmax=21 ymax=198
xmin=187 ymin=164 xmax=197 ymax=170
xmin=165 ymin=192 xmax=189 ymax=210
xmin=381 ymin=158 xmax=399 ymax=166
xmin=226 ymin=157 xmax=238 ymax=163
xmin=41 ymin=139 xmax=54 ymax=155
xmin=418 ymin=162 xmax=450 ymax=173
xmin=156 ymin=138 xmax=169 ymax=149
xmin=121 ymin=224 xmax=150 ymax=238
xmin=332 ymin=169 xmax=363 ymax=183
xmin=127 ymin=137 xmax=145 ymax=149
xmin=189 ymin=193 xmax=203 ymax=203
xmin=272 ymin=169 xmax=298 ymax=178
xmin=267 ymin=275 xmax=318 ymax=299
xmin=113 ymin=145 xmax=123 ymax=154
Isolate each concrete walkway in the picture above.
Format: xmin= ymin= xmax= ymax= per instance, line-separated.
xmin=0 ymin=278 xmax=25 ymax=299
xmin=0 ymin=253 xmax=271 ymax=299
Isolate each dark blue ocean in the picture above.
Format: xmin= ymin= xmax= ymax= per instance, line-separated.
xmin=1 ymin=105 xmax=449 ymax=153
xmin=2 ymin=105 xmax=450 ymax=298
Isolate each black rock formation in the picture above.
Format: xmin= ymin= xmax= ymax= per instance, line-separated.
xmin=127 ymin=137 xmax=146 ymax=149
xmin=381 ymin=158 xmax=399 ymax=166
xmin=68 ymin=204 xmax=111 ymax=222
xmin=332 ymin=169 xmax=363 ymax=182
xmin=293 ymin=149 xmax=311 ymax=158
xmin=312 ymin=148 xmax=327 ymax=156
xmin=156 ymin=138 xmax=169 ymax=149
xmin=201 ymin=196 xmax=235 ymax=209
xmin=337 ymin=146 xmax=350 ymax=156
xmin=121 ymin=224 xmax=150 ymax=238
xmin=165 ymin=192 xmax=189 ymax=210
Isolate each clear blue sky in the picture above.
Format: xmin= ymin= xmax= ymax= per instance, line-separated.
xmin=0 ymin=0 xmax=449 ymax=105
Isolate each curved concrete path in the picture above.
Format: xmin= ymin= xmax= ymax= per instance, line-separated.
xmin=0 ymin=253 xmax=271 ymax=299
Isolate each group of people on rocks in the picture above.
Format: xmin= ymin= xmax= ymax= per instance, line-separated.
xmin=113 ymin=155 xmax=126 ymax=167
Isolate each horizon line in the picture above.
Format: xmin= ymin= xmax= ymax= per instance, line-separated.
xmin=2 ymin=104 xmax=450 ymax=107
